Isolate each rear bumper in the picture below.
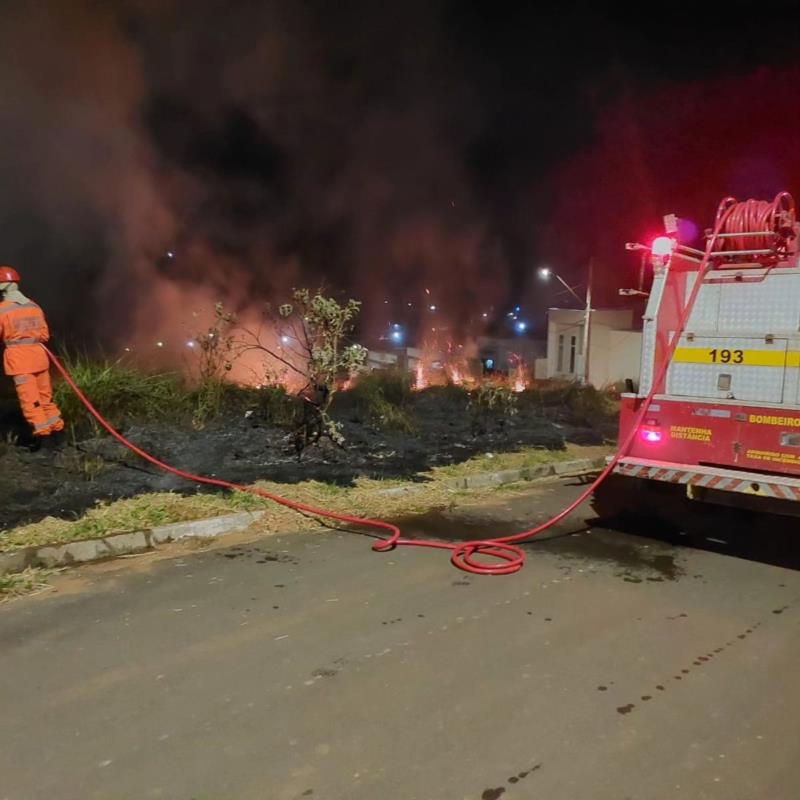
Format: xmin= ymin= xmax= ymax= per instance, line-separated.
xmin=611 ymin=456 xmax=800 ymax=501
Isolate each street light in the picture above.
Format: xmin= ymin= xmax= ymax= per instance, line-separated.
xmin=538 ymin=266 xmax=584 ymax=305
xmin=537 ymin=262 xmax=594 ymax=386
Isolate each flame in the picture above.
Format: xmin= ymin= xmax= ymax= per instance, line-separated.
xmin=511 ymin=355 xmax=528 ymax=393
xmin=415 ymin=360 xmax=428 ymax=390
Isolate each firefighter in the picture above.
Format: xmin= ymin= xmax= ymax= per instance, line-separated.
xmin=0 ymin=266 xmax=64 ymax=448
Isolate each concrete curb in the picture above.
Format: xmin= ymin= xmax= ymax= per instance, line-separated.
xmin=0 ymin=456 xmax=605 ymax=576
xmin=0 ymin=511 xmax=264 ymax=576
xmin=376 ymin=456 xmax=606 ymax=496
xmin=442 ymin=455 xmax=605 ymax=490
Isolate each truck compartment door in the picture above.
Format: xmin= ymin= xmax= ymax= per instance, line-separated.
xmin=667 ymin=336 xmax=788 ymax=403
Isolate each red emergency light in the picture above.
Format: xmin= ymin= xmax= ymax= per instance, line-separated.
xmin=651 ymin=236 xmax=675 ymax=257
xmin=640 ymin=427 xmax=663 ymax=443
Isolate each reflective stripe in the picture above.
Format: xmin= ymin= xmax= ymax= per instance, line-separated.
xmin=6 ymin=338 xmax=39 ymax=345
xmin=34 ymin=414 xmax=62 ymax=432
xmin=0 ymin=302 xmax=39 ymax=316
xmin=13 ymin=374 xmax=30 ymax=385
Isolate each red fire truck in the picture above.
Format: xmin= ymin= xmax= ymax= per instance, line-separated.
xmin=596 ymin=192 xmax=800 ymax=520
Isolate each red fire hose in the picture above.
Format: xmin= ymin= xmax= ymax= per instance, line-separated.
xmin=716 ymin=192 xmax=795 ymax=254
xmin=45 ymin=206 xmax=735 ymax=575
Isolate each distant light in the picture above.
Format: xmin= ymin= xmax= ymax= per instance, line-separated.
xmin=393 ymin=323 xmax=401 ymax=329
xmin=124 ymin=347 xmax=131 ymax=352
xmin=166 ymin=251 xmax=175 ymax=259
xmin=186 ymin=341 xmax=195 ymax=348
xmin=485 ymin=358 xmax=495 ymax=369
xmin=156 ymin=341 xmax=164 ymax=348
xmin=538 ymin=267 xmax=551 ymax=279
xmin=651 ymin=236 xmax=675 ymax=257
xmin=507 ymin=311 xmax=514 ymax=317
xmin=407 ymin=302 xmax=412 ymax=307
xmin=384 ymin=299 xmax=389 ymax=304
xmin=390 ymin=330 xmax=403 ymax=343
xmin=514 ymin=306 xmax=520 ymax=313
xmin=516 ymin=321 xmax=528 ymax=333
xmin=429 ymin=305 xmax=437 ymax=311
xmin=482 ymin=312 xmax=488 ymax=318
xmin=281 ymin=335 xmax=290 ymax=344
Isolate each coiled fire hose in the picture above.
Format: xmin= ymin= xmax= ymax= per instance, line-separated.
xmin=716 ymin=192 xmax=795 ymax=254
xmin=45 ymin=206 xmax=736 ymax=575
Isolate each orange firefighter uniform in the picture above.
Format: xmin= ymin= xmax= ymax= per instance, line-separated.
xmin=0 ymin=290 xmax=64 ymax=438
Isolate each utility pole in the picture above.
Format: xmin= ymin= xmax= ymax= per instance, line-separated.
xmin=582 ymin=258 xmax=593 ymax=386
xmin=538 ymin=262 xmax=593 ymax=384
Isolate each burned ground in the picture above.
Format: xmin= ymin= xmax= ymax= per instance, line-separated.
xmin=0 ymin=381 xmax=614 ymax=532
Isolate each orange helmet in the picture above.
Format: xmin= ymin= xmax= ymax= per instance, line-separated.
xmin=0 ymin=266 xmax=20 ymax=283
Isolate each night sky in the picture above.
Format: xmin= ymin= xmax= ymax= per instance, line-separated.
xmin=2 ymin=1 xmax=800 ymax=349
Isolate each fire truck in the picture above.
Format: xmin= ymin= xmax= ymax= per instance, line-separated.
xmin=596 ymin=192 xmax=800 ymax=521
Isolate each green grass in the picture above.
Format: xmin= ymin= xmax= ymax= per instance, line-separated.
xmin=521 ymin=382 xmax=618 ymax=427
xmin=54 ymin=352 xmax=191 ymax=432
xmin=250 ymin=384 xmax=300 ymax=428
xmin=419 ymin=383 xmax=470 ymax=406
xmin=348 ymin=370 xmax=415 ymax=432
xmin=51 ymin=353 xmax=300 ymax=434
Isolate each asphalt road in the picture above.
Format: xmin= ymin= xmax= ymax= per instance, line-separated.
xmin=2 ymin=477 xmax=799 ymax=800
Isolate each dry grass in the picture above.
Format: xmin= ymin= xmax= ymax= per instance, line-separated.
xmin=430 ymin=443 xmax=610 ymax=479
xmin=0 ymin=567 xmax=54 ymax=599
xmin=0 ymin=444 xmax=612 ymax=554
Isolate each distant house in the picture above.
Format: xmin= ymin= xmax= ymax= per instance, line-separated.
xmin=476 ymin=337 xmax=546 ymax=374
xmin=542 ymin=308 xmax=641 ymax=388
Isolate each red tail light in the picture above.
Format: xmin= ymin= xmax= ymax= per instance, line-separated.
xmin=640 ymin=427 xmax=662 ymax=443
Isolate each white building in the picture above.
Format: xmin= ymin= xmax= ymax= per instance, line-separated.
xmin=541 ymin=308 xmax=641 ymax=388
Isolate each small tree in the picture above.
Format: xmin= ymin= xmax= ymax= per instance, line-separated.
xmin=219 ymin=288 xmax=367 ymax=451
xmin=191 ymin=316 xmax=236 ymax=429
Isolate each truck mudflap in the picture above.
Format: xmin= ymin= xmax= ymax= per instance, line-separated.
xmin=612 ymin=456 xmax=800 ymax=501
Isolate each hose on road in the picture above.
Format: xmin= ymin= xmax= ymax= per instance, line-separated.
xmin=46 ymin=208 xmax=732 ymax=575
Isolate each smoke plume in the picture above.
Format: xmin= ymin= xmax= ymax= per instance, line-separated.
xmin=0 ymin=0 xmax=509 ymax=362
